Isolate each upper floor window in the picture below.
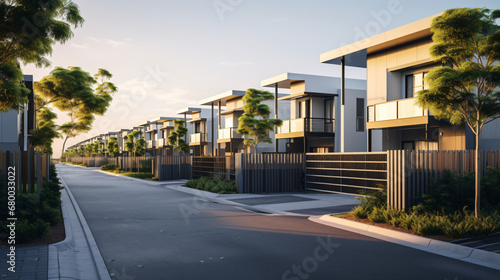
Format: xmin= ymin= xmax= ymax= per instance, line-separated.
xmin=356 ymin=98 xmax=364 ymax=132
xmin=325 ymin=98 xmax=334 ymax=122
xmin=405 ymin=72 xmax=428 ymax=98
xmin=298 ymin=100 xmax=310 ymax=119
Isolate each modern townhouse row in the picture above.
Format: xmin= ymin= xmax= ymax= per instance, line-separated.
xmin=61 ymin=12 xmax=500 ymax=157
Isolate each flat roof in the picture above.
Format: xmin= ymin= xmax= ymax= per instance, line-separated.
xmin=176 ymin=107 xmax=202 ymax=115
xmin=138 ymin=117 xmax=177 ymax=126
xmin=199 ymin=90 xmax=246 ymax=106
xmin=261 ymin=72 xmax=338 ymax=88
xmin=320 ymin=13 xmax=441 ymax=66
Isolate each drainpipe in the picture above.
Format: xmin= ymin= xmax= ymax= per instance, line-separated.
xmin=275 ymin=83 xmax=279 ymax=153
xmin=218 ymin=100 xmax=222 ymax=156
xmin=341 ymin=55 xmax=345 ymax=153
xmin=211 ymin=103 xmax=215 ymax=156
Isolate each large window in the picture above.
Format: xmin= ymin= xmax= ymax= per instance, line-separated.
xmin=298 ymin=100 xmax=310 ymax=119
xmin=406 ymin=72 xmax=429 ymax=98
xmin=356 ymin=98 xmax=364 ymax=132
xmin=325 ymin=98 xmax=334 ymax=121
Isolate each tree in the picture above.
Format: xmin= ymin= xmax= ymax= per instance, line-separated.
xmin=0 ymin=0 xmax=84 ymax=111
xmin=125 ymin=130 xmax=142 ymax=156
xmin=416 ymin=8 xmax=500 ymax=217
xmin=107 ymin=137 xmax=119 ymax=157
xmin=0 ymin=0 xmax=84 ymax=67
xmin=35 ymin=67 xmax=117 ymax=156
xmin=0 ymin=61 xmax=29 ymax=112
xmin=30 ymin=108 xmax=59 ymax=154
xmin=237 ymin=89 xmax=282 ymax=154
xmin=135 ymin=138 xmax=146 ymax=157
xmin=167 ymin=119 xmax=189 ymax=154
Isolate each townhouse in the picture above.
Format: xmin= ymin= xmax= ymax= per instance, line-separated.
xmin=0 ymin=75 xmax=35 ymax=152
xmin=320 ymin=13 xmax=500 ymax=151
xmin=199 ymin=90 xmax=290 ymax=155
xmin=261 ymin=73 xmax=366 ymax=153
xmin=177 ymin=107 xmax=216 ymax=156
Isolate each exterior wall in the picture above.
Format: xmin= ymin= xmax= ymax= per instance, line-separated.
xmin=479 ymin=119 xmax=500 ymax=151
xmin=366 ymin=38 xmax=433 ymax=106
xmin=336 ymin=89 xmax=367 ymax=152
xmin=0 ymin=110 xmax=20 ymax=151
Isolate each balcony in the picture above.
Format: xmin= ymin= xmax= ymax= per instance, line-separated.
xmin=218 ymin=127 xmax=243 ymax=141
xmin=276 ymin=118 xmax=335 ymax=138
xmin=147 ymin=140 xmax=156 ymax=149
xmin=367 ymin=97 xmax=432 ymax=129
xmin=189 ymin=133 xmax=208 ymax=145
xmin=157 ymin=138 xmax=169 ymax=148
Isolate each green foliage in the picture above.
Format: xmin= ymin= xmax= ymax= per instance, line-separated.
xmin=35 ymin=67 xmax=117 ymax=156
xmin=367 ymin=207 xmax=386 ymax=223
xmin=31 ymin=108 xmax=60 ymax=154
xmin=237 ymin=89 xmax=282 ymax=153
xmin=101 ymin=164 xmax=117 ymax=171
xmin=0 ymin=60 xmax=30 ymax=112
xmin=416 ymin=8 xmax=500 ymax=217
xmin=356 ymin=184 xmax=387 ymax=208
xmin=0 ymin=164 xmax=63 ymax=243
xmin=136 ymin=138 xmax=146 ymax=156
xmin=0 ymin=0 xmax=84 ymax=68
xmin=167 ymin=119 xmax=189 ymax=154
xmin=184 ymin=177 xmax=237 ymax=194
xmin=107 ymin=137 xmax=119 ymax=157
xmin=125 ymin=130 xmax=143 ymax=156
xmin=413 ymin=168 xmax=500 ymax=214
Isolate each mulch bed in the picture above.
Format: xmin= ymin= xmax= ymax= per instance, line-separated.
xmin=341 ymin=216 xmax=456 ymax=242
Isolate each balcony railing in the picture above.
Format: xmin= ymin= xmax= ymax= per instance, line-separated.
xmin=157 ymin=138 xmax=169 ymax=147
xmin=277 ymin=118 xmax=335 ymax=134
xmin=190 ymin=133 xmax=208 ymax=143
xmin=367 ymin=97 xmax=431 ymax=122
xmin=218 ymin=127 xmax=243 ymax=140
xmin=147 ymin=140 xmax=156 ymax=149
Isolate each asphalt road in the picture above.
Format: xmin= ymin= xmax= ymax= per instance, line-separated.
xmin=57 ymin=164 xmax=499 ymax=280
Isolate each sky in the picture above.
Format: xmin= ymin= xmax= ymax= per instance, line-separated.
xmin=21 ymin=0 xmax=500 ymax=158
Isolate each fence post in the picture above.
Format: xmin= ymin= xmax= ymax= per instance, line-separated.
xmin=235 ymin=153 xmax=244 ymax=193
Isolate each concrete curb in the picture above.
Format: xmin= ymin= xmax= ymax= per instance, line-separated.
xmin=48 ymin=167 xmax=112 ymax=280
xmin=310 ymin=215 xmax=500 ymax=271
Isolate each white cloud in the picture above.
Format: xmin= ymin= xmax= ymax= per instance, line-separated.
xmin=71 ymin=43 xmax=89 ymax=49
xmin=85 ymin=36 xmax=125 ymax=47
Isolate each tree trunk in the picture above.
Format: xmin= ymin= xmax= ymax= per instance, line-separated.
xmin=61 ymin=136 xmax=69 ymax=161
xmin=475 ymin=126 xmax=481 ymax=218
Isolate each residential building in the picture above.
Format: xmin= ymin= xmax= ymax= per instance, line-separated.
xmin=139 ymin=117 xmax=179 ymax=156
xmin=177 ymin=107 xmax=216 ymax=156
xmin=320 ymin=13 xmax=500 ymax=151
xmin=117 ymin=129 xmax=132 ymax=155
xmin=261 ymin=73 xmax=366 ymax=153
xmin=0 ymin=75 xmax=35 ymax=152
xmin=200 ymin=90 xmax=289 ymax=155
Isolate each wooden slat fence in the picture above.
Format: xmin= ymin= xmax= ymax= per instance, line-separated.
xmin=305 ymin=152 xmax=388 ymax=194
xmin=155 ymin=155 xmax=192 ymax=180
xmin=192 ymin=156 xmax=235 ymax=181
xmin=388 ymin=150 xmax=500 ymax=210
xmin=235 ymin=153 xmax=304 ymax=193
xmin=0 ymin=151 xmax=50 ymax=199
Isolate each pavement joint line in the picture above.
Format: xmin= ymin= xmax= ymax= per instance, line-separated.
xmin=309 ymin=215 xmax=500 ymax=271
xmin=49 ymin=165 xmax=112 ymax=280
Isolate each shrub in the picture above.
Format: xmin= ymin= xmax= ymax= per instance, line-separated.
xmin=351 ymin=205 xmax=369 ymax=219
xmin=367 ymin=207 xmax=386 ymax=223
xmin=101 ymin=164 xmax=117 ymax=171
xmin=184 ymin=177 xmax=237 ymax=194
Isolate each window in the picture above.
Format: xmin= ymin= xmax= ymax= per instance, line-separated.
xmin=325 ymin=98 xmax=334 ymax=121
xmin=405 ymin=75 xmax=414 ymax=98
xmin=298 ymin=100 xmax=310 ymax=118
xmin=406 ymin=72 xmax=429 ymax=98
xmin=195 ymin=123 xmax=201 ymax=133
xmin=356 ymin=98 xmax=364 ymax=132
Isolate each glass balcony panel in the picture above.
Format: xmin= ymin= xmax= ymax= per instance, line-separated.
xmin=375 ymin=102 xmax=397 ymax=121
xmin=368 ymin=106 xmax=375 ymax=122
xmin=398 ymin=98 xmax=424 ymax=119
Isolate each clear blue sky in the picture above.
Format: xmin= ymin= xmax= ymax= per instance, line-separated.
xmin=22 ymin=0 xmax=500 ymax=157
